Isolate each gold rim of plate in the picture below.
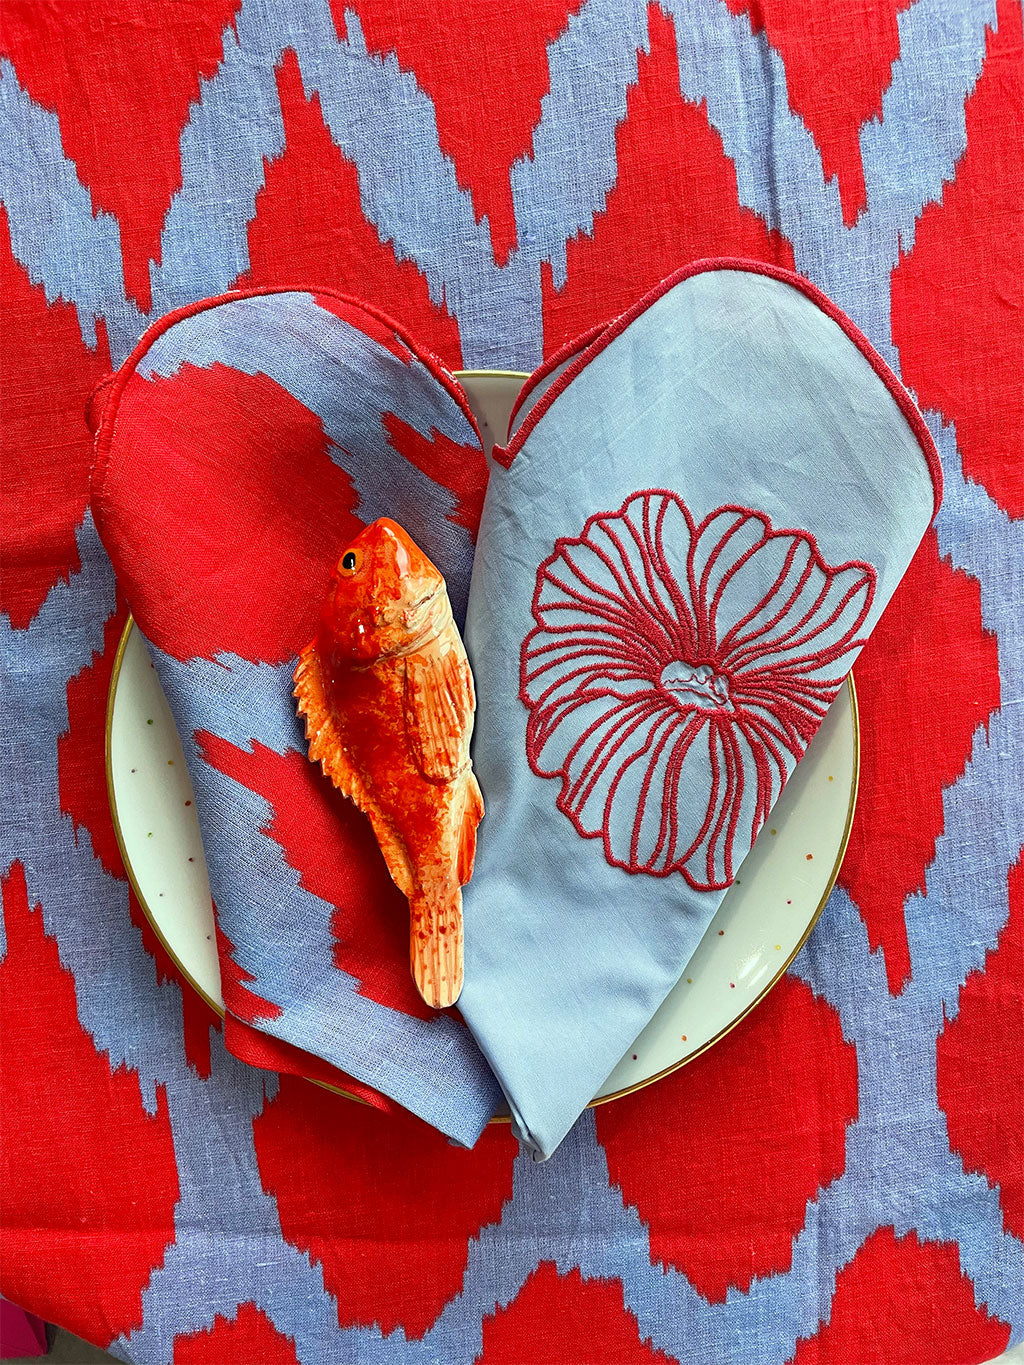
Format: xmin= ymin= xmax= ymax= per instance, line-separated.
xmin=104 ymin=368 xmax=860 ymax=1122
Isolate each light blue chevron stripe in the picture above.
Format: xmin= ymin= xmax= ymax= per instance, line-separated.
xmin=0 ymin=60 xmax=142 ymax=354
xmin=3 ymin=0 xmax=1021 ymax=1355
xmin=0 ymin=0 xmax=999 ymax=370
xmin=0 ymin=522 xmax=196 ymax=1107
xmin=147 ymin=17 xmax=286 ymax=317
xmin=134 ymin=291 xmax=480 ymax=616
xmin=509 ymin=0 xmax=650 ymax=290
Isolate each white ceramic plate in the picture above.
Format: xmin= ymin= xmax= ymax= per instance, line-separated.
xmin=106 ymin=371 xmax=857 ymax=1106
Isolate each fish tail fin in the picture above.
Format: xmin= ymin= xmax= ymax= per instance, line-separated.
xmin=410 ymin=776 xmax=481 ymax=1008
xmin=457 ymin=773 xmax=485 ymax=886
xmin=410 ymin=886 xmax=464 ymax=1010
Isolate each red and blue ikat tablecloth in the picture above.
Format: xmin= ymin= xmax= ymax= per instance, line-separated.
xmin=1 ymin=0 xmax=1021 ymax=1360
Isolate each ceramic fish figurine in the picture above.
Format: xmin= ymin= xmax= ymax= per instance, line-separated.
xmin=294 ymin=519 xmax=484 ymax=1008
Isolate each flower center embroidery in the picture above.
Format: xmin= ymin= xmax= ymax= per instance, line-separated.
xmin=519 ymin=490 xmax=876 ymax=892
xmin=659 ymin=660 xmax=734 ymax=712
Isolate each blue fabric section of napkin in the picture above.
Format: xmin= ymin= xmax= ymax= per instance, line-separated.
xmin=92 ymin=289 xmax=502 ymax=1143
xmin=459 ymin=266 xmax=938 ymax=1157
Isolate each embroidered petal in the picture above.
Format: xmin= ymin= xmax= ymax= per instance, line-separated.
xmin=547 ymin=692 xmax=678 ymax=840
xmin=727 ymin=561 xmax=872 ymax=671
xmin=603 ymin=708 xmax=711 ymax=874
xmin=689 ymin=508 xmax=773 ymax=645
xmin=712 ymin=529 xmax=817 ymax=649
xmin=520 ymin=491 xmax=876 ymax=893
xmin=526 ymin=675 xmax=654 ymax=776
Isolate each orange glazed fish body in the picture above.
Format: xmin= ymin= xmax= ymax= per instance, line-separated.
xmin=294 ymin=519 xmax=483 ymax=1009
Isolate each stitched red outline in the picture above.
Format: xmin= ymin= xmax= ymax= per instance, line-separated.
xmin=499 ymin=258 xmax=943 ymax=517
xmin=90 ymin=286 xmax=483 ymax=512
xmin=501 ymin=322 xmax=609 ymax=457
xmin=520 ymin=489 xmax=876 ymax=891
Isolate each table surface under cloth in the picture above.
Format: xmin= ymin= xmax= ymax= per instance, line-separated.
xmin=1 ymin=0 xmax=1021 ymax=1361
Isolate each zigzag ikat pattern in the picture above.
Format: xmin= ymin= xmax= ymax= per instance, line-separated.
xmin=1 ymin=0 xmax=1020 ymax=1359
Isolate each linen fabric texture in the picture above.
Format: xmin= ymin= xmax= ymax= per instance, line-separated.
xmin=460 ymin=263 xmax=940 ymax=1155
xmin=93 ymin=262 xmax=939 ymax=1159
xmin=3 ymin=0 xmax=1021 ymax=1352
xmin=91 ymin=288 xmax=501 ymax=1144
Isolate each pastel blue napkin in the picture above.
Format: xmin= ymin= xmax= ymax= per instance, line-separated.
xmin=458 ymin=263 xmax=941 ymax=1158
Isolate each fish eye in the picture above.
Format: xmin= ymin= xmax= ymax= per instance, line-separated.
xmin=340 ymin=549 xmax=361 ymax=574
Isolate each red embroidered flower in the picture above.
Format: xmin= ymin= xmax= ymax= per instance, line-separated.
xmin=520 ymin=491 xmax=875 ymax=891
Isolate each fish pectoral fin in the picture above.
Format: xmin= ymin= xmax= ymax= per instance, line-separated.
xmin=294 ymin=642 xmax=367 ymax=807
xmin=402 ymin=646 xmax=472 ymax=783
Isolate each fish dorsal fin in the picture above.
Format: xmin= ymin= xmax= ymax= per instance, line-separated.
xmin=294 ymin=642 xmax=368 ymax=808
xmin=403 ymin=640 xmax=474 ymax=783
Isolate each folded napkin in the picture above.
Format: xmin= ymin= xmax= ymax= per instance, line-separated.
xmin=91 ymin=288 xmax=503 ymax=1143
xmin=458 ymin=260 xmax=941 ymax=1157
xmin=91 ymin=265 xmax=940 ymax=1157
